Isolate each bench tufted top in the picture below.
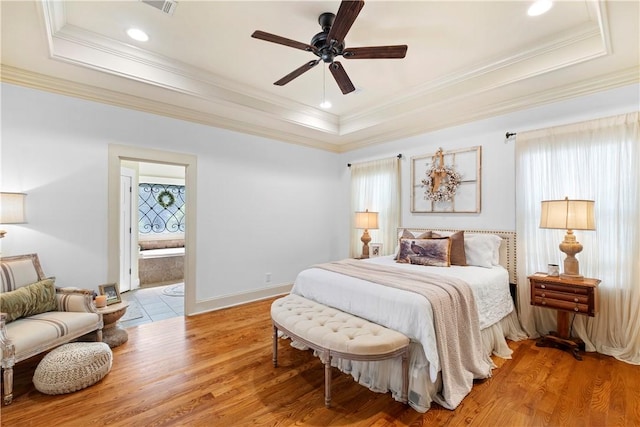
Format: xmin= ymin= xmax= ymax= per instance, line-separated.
xmin=271 ymin=294 xmax=409 ymax=356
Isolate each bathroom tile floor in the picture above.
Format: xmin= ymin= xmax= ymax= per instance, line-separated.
xmin=119 ymin=283 xmax=184 ymax=328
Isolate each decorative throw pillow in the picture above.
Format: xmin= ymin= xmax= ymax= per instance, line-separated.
xmin=394 ymin=229 xmax=432 ymax=259
xmin=0 ymin=278 xmax=57 ymax=323
xmin=464 ymin=234 xmax=502 ymax=268
xmin=396 ymin=238 xmax=451 ymax=267
xmin=431 ymin=230 xmax=467 ymax=266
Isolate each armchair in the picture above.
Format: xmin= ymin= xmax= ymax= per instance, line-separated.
xmin=0 ymin=254 xmax=103 ymax=404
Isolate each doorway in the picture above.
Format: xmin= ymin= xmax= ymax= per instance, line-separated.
xmin=108 ymin=144 xmax=197 ymax=316
xmin=129 ymin=161 xmax=186 ymax=290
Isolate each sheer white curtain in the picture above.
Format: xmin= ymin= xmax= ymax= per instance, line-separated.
xmin=350 ymin=157 xmax=400 ymax=257
xmin=516 ymin=112 xmax=640 ymax=364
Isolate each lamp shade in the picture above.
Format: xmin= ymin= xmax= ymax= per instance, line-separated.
xmin=540 ymin=198 xmax=595 ymax=230
xmin=0 ymin=192 xmax=27 ymax=224
xmin=355 ymin=210 xmax=378 ymax=230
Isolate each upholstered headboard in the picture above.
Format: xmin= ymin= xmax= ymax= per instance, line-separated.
xmin=397 ymin=228 xmax=517 ymax=285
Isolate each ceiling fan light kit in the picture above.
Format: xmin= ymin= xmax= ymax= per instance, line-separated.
xmin=251 ymin=0 xmax=407 ymax=95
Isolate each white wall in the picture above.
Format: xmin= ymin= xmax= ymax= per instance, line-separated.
xmin=337 ymin=83 xmax=639 ymax=248
xmin=1 ymin=83 xmax=342 ymax=305
xmin=2 ymin=82 xmax=637 ymax=309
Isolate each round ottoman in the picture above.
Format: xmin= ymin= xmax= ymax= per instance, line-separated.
xmin=33 ymin=342 xmax=113 ymax=395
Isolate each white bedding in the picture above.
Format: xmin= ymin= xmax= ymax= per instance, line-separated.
xmin=290 ymin=255 xmax=514 ymax=383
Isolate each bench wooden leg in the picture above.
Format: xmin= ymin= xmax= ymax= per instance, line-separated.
xmin=324 ymin=351 xmax=332 ymax=407
xmin=272 ymin=324 xmax=278 ymax=367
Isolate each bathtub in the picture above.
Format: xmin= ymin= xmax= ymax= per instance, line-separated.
xmin=139 ymin=247 xmax=185 ymax=259
xmin=138 ymin=247 xmax=184 ymax=286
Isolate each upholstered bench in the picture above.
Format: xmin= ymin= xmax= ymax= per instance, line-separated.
xmin=33 ymin=342 xmax=112 ymax=395
xmin=271 ymin=294 xmax=409 ymax=407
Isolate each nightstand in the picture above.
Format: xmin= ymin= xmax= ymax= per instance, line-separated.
xmin=528 ymin=273 xmax=600 ymax=360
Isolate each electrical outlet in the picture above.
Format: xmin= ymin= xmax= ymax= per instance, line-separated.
xmin=265 ymin=273 xmax=272 ymax=283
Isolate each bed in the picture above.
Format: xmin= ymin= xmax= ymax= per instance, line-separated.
xmin=289 ymin=228 xmax=527 ymax=413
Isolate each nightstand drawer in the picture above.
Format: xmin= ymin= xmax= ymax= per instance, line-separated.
xmin=528 ymin=273 xmax=600 ymax=317
xmin=532 ymin=296 xmax=590 ymax=314
xmin=533 ymin=289 xmax=590 ymax=304
xmin=533 ymin=282 xmax=589 ymax=295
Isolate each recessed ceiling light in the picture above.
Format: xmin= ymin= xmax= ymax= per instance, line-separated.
xmin=528 ymin=0 xmax=553 ymax=17
xmin=127 ymin=28 xmax=149 ymax=42
xmin=320 ymin=100 xmax=332 ymax=109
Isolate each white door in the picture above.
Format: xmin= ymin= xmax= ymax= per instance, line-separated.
xmin=119 ymin=168 xmax=136 ymax=292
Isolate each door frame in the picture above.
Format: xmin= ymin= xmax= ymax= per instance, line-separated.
xmin=108 ymin=144 xmax=197 ymax=315
xmin=119 ymin=167 xmax=136 ymax=292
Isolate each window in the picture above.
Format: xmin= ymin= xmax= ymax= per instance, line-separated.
xmin=138 ymin=183 xmax=185 ymax=234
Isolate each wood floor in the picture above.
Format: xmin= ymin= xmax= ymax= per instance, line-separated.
xmin=2 ymin=297 xmax=639 ymax=427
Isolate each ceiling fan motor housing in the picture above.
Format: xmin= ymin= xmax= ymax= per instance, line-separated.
xmin=311 ymin=12 xmax=345 ymax=63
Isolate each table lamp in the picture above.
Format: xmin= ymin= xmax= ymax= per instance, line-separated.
xmin=355 ymin=209 xmax=378 ymax=259
xmin=0 ymin=192 xmax=27 ymax=239
xmin=539 ymin=197 xmax=595 ymax=280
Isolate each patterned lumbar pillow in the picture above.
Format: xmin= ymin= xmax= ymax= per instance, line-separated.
xmin=394 ymin=229 xmax=432 ymax=260
xmin=396 ymin=238 xmax=451 ymax=267
xmin=0 ymin=278 xmax=57 ymax=322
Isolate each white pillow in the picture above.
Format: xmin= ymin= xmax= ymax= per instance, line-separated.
xmin=464 ymin=234 xmax=502 ymax=268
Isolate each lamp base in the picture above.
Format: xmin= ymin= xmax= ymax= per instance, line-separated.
xmin=560 ymin=272 xmax=584 ymax=280
xmin=360 ymin=229 xmax=371 ymax=259
xmin=559 ymin=230 xmax=584 ymax=280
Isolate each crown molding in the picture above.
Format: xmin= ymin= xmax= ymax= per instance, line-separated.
xmin=336 ymin=67 xmax=640 ymax=153
xmin=3 ymin=65 xmax=637 ymax=154
xmin=0 ymin=65 xmax=342 ymax=153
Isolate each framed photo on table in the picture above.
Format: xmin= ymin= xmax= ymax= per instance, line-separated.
xmin=99 ymin=283 xmax=121 ymax=305
xmin=370 ymin=243 xmax=382 ymax=257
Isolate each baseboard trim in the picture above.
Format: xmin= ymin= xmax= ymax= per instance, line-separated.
xmin=189 ymin=282 xmax=293 ymax=315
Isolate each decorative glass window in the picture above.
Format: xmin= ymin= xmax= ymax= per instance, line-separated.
xmin=138 ymin=184 xmax=186 ymax=234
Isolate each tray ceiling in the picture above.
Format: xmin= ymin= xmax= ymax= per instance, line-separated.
xmin=1 ymin=1 xmax=638 ymax=152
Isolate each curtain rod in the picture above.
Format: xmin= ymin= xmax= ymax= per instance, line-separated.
xmin=348 ymin=154 xmax=402 ymax=168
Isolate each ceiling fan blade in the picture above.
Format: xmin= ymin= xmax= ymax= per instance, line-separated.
xmin=252 ymin=30 xmax=315 ymax=52
xmin=327 ymin=0 xmax=365 ymax=44
xmin=343 ymin=45 xmax=408 ymax=59
xmin=329 ymin=61 xmax=355 ymax=94
xmin=274 ymin=60 xmax=320 ymax=86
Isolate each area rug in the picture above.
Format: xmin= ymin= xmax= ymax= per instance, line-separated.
xmin=162 ymin=283 xmax=184 ymax=297
xmin=120 ymin=301 xmax=144 ymax=322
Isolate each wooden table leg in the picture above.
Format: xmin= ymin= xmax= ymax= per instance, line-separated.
xmin=535 ymin=311 xmax=585 ymax=360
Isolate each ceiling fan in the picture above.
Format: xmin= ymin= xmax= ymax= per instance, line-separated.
xmin=251 ymin=0 xmax=408 ymax=95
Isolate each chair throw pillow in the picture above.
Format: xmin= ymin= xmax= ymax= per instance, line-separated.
xmin=0 ymin=278 xmax=58 ymax=322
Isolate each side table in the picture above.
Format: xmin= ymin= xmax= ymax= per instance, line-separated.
xmin=528 ymin=273 xmax=600 ymax=360
xmin=97 ymin=301 xmax=130 ymax=348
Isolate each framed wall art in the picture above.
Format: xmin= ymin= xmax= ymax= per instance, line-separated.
xmin=410 ymin=146 xmax=481 ymax=213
